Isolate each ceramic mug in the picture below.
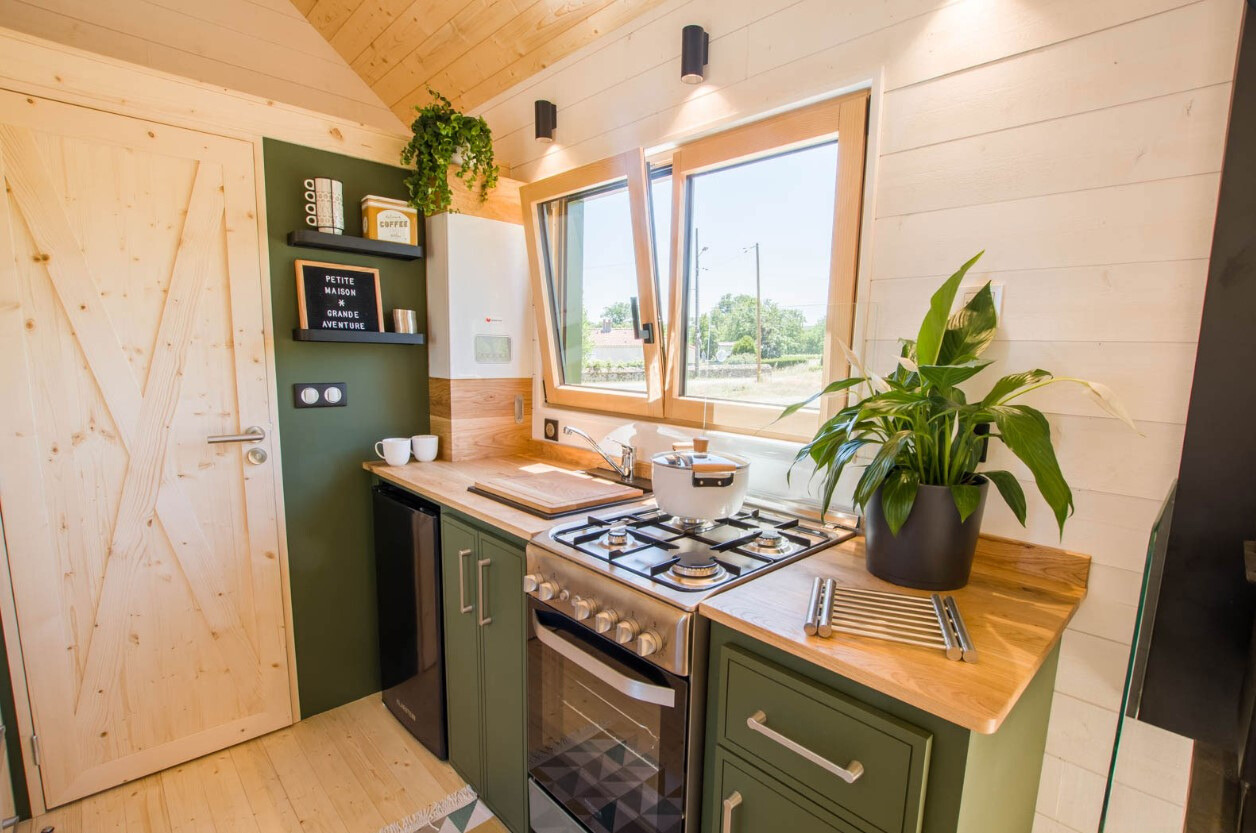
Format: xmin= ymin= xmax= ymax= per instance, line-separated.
xmin=302 ymin=177 xmax=345 ymax=234
xmin=411 ymin=434 xmax=439 ymax=462
xmin=375 ymin=437 xmax=411 ymax=466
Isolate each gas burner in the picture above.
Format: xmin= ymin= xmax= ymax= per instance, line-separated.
xmin=601 ymin=524 xmax=632 ymax=548
xmin=755 ymin=528 xmax=785 ymax=550
xmin=671 ymin=560 xmax=721 ymax=579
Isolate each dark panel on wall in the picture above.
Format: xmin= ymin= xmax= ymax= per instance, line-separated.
xmin=262 ymin=138 xmax=429 ymax=717
xmin=1139 ymin=10 xmax=1255 ymax=748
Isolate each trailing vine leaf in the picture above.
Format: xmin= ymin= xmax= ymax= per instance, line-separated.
xmin=400 ymin=89 xmax=499 ymax=216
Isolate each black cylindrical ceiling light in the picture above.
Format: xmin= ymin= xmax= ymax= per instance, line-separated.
xmin=534 ymin=99 xmax=557 ymax=143
xmin=680 ymin=24 xmax=709 ymax=85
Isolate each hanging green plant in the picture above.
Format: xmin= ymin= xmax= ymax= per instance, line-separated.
xmin=400 ymin=89 xmax=499 ymax=217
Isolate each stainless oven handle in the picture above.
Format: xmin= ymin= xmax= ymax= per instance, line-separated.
xmin=746 ymin=710 xmax=864 ymax=783
xmin=531 ymin=612 xmax=675 ymax=708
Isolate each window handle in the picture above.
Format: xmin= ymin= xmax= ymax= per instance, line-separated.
xmin=630 ymin=296 xmax=655 ymax=344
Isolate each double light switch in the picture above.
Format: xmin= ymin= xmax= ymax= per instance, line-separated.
xmin=293 ymin=382 xmax=347 ymax=408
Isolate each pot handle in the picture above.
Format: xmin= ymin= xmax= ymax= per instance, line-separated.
xmin=692 ymin=467 xmax=735 ymax=488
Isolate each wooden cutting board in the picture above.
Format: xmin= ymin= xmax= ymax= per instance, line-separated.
xmin=472 ymin=470 xmax=644 ymax=514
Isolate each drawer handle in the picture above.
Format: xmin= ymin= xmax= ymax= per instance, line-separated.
xmin=746 ymin=710 xmax=865 ymax=784
xmin=721 ymin=790 xmax=742 ymax=833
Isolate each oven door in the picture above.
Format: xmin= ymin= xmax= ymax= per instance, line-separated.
xmin=528 ymin=598 xmax=689 ymax=833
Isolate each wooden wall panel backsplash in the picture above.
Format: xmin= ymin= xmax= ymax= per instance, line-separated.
xmin=430 ymin=377 xmax=532 ymax=461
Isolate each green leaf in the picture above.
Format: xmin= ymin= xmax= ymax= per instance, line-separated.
xmin=949 ymin=483 xmax=982 ymax=523
xmin=880 ymin=468 xmax=919 ymax=535
xmin=989 ymin=405 xmax=1073 ymax=534
xmin=983 ymin=470 xmax=1027 ymax=526
xmin=777 ymin=377 xmax=865 ymax=421
xmin=853 ymin=430 xmax=913 ymax=508
xmin=915 ymin=251 xmax=984 ymax=365
xmin=938 ymin=281 xmax=998 ymax=364
xmin=917 ymin=359 xmax=993 ymax=391
xmin=982 ymin=370 xmax=1053 ymax=406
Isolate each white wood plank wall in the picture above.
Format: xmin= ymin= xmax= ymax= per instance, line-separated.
xmin=0 ymin=0 xmax=404 ymax=131
xmin=475 ymin=1 xmax=1244 ymax=830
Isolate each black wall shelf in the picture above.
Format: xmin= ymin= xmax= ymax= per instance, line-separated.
xmin=293 ymin=329 xmax=426 ymax=345
xmin=287 ymin=229 xmax=423 ymax=261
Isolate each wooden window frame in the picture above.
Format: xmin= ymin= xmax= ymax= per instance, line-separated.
xmin=663 ymin=90 xmax=870 ymax=439
xmin=520 ymin=149 xmax=665 ymax=418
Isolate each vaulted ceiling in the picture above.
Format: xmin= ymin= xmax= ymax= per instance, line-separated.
xmin=290 ymin=0 xmax=670 ymax=123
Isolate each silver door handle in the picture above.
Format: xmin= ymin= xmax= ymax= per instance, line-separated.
xmin=457 ymin=549 xmax=473 ymax=614
xmin=531 ymin=612 xmax=675 ymax=707
xmin=721 ymin=790 xmax=742 ymax=833
xmin=207 ymin=425 xmax=265 ymax=444
xmin=477 ymin=558 xmax=492 ymax=626
xmin=746 ymin=710 xmax=864 ymax=783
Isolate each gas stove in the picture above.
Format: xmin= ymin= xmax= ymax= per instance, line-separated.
xmin=548 ymin=506 xmax=846 ymax=592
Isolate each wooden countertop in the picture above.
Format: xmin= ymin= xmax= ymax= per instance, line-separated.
xmin=363 ymin=455 xmax=649 ymax=539
xmin=698 ymin=535 xmax=1090 ymax=734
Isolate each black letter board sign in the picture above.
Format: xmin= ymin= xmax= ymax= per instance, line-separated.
xmin=295 ymin=259 xmax=384 ymax=332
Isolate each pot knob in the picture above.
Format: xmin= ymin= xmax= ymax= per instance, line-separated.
xmin=637 ymin=630 xmax=662 ymax=657
xmin=523 ymin=574 xmax=541 ymax=593
xmin=594 ymin=609 xmax=619 ymax=634
xmin=614 ymin=619 xmax=640 ymax=645
xmin=537 ymin=581 xmax=559 ymax=601
xmin=572 ymin=597 xmax=597 ymax=621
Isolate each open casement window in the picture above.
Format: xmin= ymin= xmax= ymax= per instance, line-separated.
xmin=664 ymin=90 xmax=870 ymax=439
xmin=522 ymin=149 xmax=665 ymax=417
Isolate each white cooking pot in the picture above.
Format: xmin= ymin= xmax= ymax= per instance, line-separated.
xmin=651 ymin=439 xmax=750 ymax=523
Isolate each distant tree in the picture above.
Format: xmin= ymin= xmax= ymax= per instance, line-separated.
xmin=706 ymin=293 xmax=812 ymax=358
xmin=600 ymin=301 xmax=633 ymax=328
xmin=732 ymin=335 xmax=756 ymax=355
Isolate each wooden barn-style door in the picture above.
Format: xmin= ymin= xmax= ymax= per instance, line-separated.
xmin=0 ymin=91 xmax=294 ymax=808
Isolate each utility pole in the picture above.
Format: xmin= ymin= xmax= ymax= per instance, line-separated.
xmin=692 ymin=229 xmax=707 ymax=378
xmin=752 ymin=242 xmax=762 ymax=383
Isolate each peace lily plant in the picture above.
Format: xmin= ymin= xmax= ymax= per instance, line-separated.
xmin=786 ymin=252 xmax=1135 ymax=588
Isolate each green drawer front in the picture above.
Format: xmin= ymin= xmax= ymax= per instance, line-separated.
xmin=717 ymin=647 xmax=931 ymax=833
xmin=709 ymin=748 xmax=856 ymax=833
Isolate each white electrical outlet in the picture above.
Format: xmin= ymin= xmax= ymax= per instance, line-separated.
xmin=961 ymin=282 xmax=1004 ymax=317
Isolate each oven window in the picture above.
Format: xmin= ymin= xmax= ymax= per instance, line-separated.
xmin=529 ymin=606 xmax=688 ymax=833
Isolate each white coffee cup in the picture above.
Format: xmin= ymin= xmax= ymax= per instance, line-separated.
xmin=375 ymin=437 xmax=411 ymax=466
xmin=411 ymin=434 xmax=439 ymax=462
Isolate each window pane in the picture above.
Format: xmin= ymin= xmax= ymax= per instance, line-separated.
xmin=680 ymin=142 xmax=838 ymax=408
xmin=538 ymin=181 xmax=646 ymax=392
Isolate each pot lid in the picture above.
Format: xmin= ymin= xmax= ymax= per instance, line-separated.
xmin=651 ymin=450 xmax=749 ymax=471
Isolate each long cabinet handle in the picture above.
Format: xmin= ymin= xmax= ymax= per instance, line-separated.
xmin=457 ymin=549 xmax=473 ymax=614
xmin=477 ymin=558 xmax=492 ymax=626
xmin=721 ymin=790 xmax=741 ymax=833
xmin=746 ymin=710 xmax=864 ymax=784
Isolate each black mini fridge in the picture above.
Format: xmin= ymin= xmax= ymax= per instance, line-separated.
xmin=373 ymin=484 xmax=447 ymax=759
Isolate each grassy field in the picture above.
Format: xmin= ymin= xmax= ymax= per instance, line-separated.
xmin=685 ymin=363 xmax=823 ymax=407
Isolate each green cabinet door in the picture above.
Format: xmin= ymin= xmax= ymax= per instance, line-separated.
xmin=708 ymin=748 xmax=856 ymax=833
xmin=441 ymin=516 xmax=483 ymax=789
xmin=478 ymin=533 xmax=528 ymax=833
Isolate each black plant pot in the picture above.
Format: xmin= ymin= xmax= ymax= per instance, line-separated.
xmin=863 ymin=476 xmax=990 ymax=590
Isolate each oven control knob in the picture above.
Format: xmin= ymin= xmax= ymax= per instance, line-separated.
xmin=572 ymin=597 xmax=597 ymax=621
xmin=594 ymin=610 xmax=619 ymax=634
xmin=637 ymin=631 xmax=662 ymax=658
xmin=537 ymin=581 xmax=559 ymax=601
xmin=523 ymin=574 xmax=542 ymax=593
xmin=614 ymin=619 xmax=640 ymax=645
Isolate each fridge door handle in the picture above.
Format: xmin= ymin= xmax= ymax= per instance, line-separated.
xmin=457 ymin=548 xmax=473 ymax=614
xmin=531 ymin=612 xmax=675 ymax=707
xmin=477 ymin=558 xmax=492 ymax=626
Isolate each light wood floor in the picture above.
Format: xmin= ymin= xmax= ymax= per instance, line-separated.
xmin=17 ymin=695 xmax=508 ymax=833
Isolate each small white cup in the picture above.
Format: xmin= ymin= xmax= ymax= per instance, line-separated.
xmin=375 ymin=437 xmax=411 ymax=466
xmin=411 ymin=434 xmax=439 ymax=462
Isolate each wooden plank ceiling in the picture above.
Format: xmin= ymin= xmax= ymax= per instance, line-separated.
xmin=290 ymin=0 xmax=669 ymax=121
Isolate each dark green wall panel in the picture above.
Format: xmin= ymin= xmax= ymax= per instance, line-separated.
xmin=262 ymin=138 xmax=429 ymax=717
